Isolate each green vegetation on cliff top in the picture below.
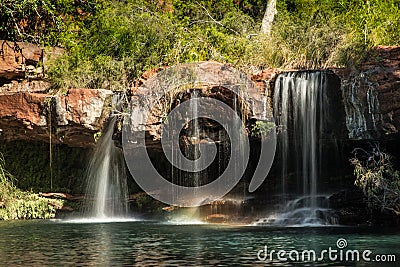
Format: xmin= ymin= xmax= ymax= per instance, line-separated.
xmin=1 ymin=0 xmax=399 ymax=90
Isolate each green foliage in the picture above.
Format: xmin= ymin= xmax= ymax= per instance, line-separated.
xmin=48 ymin=1 xmax=178 ymax=90
xmin=351 ymin=146 xmax=400 ymax=215
xmin=0 ymin=0 xmax=103 ymax=46
xmin=47 ymin=0 xmax=258 ymax=90
xmin=341 ymin=0 xmax=400 ymax=46
xmin=0 ymin=152 xmax=63 ymax=220
xmin=250 ymin=121 xmax=276 ymax=138
xmin=0 ymin=153 xmax=16 ymax=200
xmin=255 ymin=0 xmax=400 ymax=68
xmin=0 ymin=193 xmax=63 ymax=220
xmin=133 ymin=194 xmax=164 ymax=214
xmin=2 ymin=0 xmax=400 ymax=88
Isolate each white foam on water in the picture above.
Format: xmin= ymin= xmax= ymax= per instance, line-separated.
xmin=59 ymin=217 xmax=138 ymax=224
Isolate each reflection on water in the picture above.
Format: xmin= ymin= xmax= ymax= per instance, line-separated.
xmin=0 ymin=221 xmax=399 ymax=266
xmin=61 ymin=217 xmax=138 ymax=224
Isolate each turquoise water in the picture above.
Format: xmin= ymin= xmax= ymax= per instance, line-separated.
xmin=0 ymin=221 xmax=398 ymax=266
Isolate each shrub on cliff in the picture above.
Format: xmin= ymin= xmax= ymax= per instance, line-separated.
xmin=255 ymin=0 xmax=400 ymax=69
xmin=47 ymin=0 xmax=257 ymax=90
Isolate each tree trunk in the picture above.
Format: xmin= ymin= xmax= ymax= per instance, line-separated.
xmin=261 ymin=0 xmax=277 ymax=35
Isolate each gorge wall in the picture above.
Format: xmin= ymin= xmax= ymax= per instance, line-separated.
xmin=1 ymin=40 xmax=399 ymax=147
xmin=1 ymin=40 xmax=400 ymax=195
xmin=1 ymin=40 xmax=399 ymax=223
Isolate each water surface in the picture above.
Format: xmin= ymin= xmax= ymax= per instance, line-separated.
xmin=0 ymin=221 xmax=398 ymax=266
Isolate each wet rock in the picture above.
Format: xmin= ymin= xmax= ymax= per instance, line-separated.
xmin=250 ymin=68 xmax=281 ymax=94
xmin=129 ymin=61 xmax=271 ymax=145
xmin=335 ymin=46 xmax=400 ymax=139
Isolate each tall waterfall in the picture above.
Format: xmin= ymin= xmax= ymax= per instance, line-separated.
xmin=265 ymin=71 xmax=337 ymax=226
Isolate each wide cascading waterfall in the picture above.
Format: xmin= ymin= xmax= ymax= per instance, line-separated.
xmin=263 ymin=71 xmax=337 ymax=226
xmin=166 ymin=88 xmax=245 ymax=223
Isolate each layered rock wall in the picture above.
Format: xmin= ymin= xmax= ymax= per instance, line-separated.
xmin=0 ymin=40 xmax=114 ymax=147
xmin=1 ymin=39 xmax=400 ymax=147
xmin=0 ymin=89 xmax=113 ymax=147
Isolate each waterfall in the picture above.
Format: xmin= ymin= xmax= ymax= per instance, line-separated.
xmin=166 ymin=89 xmax=243 ymax=222
xmin=259 ymin=71 xmax=338 ymax=226
xmin=191 ymin=90 xmax=200 ymax=189
xmin=82 ymin=94 xmax=129 ymax=220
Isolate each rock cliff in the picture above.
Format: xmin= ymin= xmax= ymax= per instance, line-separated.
xmin=336 ymin=46 xmax=400 ymax=139
xmin=1 ymin=40 xmax=400 ymax=147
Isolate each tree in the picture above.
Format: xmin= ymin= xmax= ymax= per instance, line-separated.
xmin=351 ymin=146 xmax=400 ymax=215
xmin=261 ymin=0 xmax=277 ymax=35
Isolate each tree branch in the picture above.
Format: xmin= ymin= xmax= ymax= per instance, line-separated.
xmin=194 ymin=1 xmax=239 ymax=35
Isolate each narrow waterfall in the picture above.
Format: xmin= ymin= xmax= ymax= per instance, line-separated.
xmin=82 ymin=92 xmax=129 ymax=220
xmin=266 ymin=71 xmax=337 ymax=225
xmin=84 ymin=116 xmax=128 ymax=218
xmin=191 ymin=90 xmax=200 ymax=189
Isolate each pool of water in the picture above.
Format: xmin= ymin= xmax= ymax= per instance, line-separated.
xmin=0 ymin=220 xmax=398 ymax=266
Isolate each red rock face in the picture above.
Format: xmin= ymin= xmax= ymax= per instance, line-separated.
xmin=128 ymin=61 xmax=271 ymax=146
xmin=336 ymin=46 xmax=400 ymax=139
xmin=0 ymin=92 xmax=46 ymax=127
xmin=250 ymin=68 xmax=280 ymax=93
xmin=364 ymin=46 xmax=400 ymax=135
xmin=0 ymin=40 xmax=64 ymax=85
xmin=0 ymin=38 xmax=399 ymax=147
xmin=0 ymin=40 xmax=113 ymax=147
xmin=0 ymin=40 xmax=42 ymax=80
xmin=57 ymin=88 xmax=112 ymax=130
xmin=0 ymin=89 xmax=112 ymax=147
